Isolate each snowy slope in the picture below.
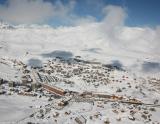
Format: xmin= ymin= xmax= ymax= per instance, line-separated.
xmin=0 ymin=24 xmax=160 ymax=124
xmin=0 ymin=24 xmax=160 ymax=77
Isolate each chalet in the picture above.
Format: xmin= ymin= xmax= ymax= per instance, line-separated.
xmin=75 ymin=115 xmax=86 ymax=124
xmin=58 ymin=100 xmax=68 ymax=106
xmin=23 ymin=69 xmax=30 ymax=74
xmin=21 ymin=75 xmax=32 ymax=84
xmin=9 ymin=81 xmax=16 ymax=87
xmin=31 ymin=83 xmax=41 ymax=90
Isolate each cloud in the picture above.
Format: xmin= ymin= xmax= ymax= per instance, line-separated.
xmin=0 ymin=0 xmax=75 ymax=24
xmin=52 ymin=0 xmax=76 ymax=18
xmin=0 ymin=0 xmax=96 ymax=26
xmin=56 ymin=4 xmax=160 ymax=57
xmin=0 ymin=1 xmax=160 ymax=58
xmin=94 ymin=5 xmax=160 ymax=56
xmin=102 ymin=5 xmax=126 ymax=28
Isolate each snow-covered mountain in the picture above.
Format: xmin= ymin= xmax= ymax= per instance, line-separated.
xmin=0 ymin=21 xmax=15 ymax=29
xmin=0 ymin=21 xmax=52 ymax=29
xmin=0 ymin=23 xmax=160 ymax=77
xmin=0 ymin=23 xmax=160 ymax=124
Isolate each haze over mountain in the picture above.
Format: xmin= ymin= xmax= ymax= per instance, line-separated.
xmin=0 ymin=0 xmax=160 ymax=76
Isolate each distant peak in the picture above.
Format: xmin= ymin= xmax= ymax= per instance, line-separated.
xmin=0 ymin=21 xmax=52 ymax=29
xmin=0 ymin=20 xmax=15 ymax=29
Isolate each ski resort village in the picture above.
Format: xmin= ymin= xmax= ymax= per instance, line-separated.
xmin=0 ymin=0 xmax=160 ymax=123
xmin=0 ymin=56 xmax=160 ymax=124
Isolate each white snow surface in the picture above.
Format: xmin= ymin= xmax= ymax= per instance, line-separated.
xmin=0 ymin=24 xmax=160 ymax=124
xmin=0 ymin=95 xmax=48 ymax=123
xmin=0 ymin=25 xmax=160 ymax=76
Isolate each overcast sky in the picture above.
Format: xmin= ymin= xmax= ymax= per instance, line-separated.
xmin=0 ymin=0 xmax=160 ymax=27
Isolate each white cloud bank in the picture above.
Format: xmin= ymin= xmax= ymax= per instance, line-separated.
xmin=98 ymin=5 xmax=160 ymax=56
xmin=0 ymin=0 xmax=159 ymax=57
